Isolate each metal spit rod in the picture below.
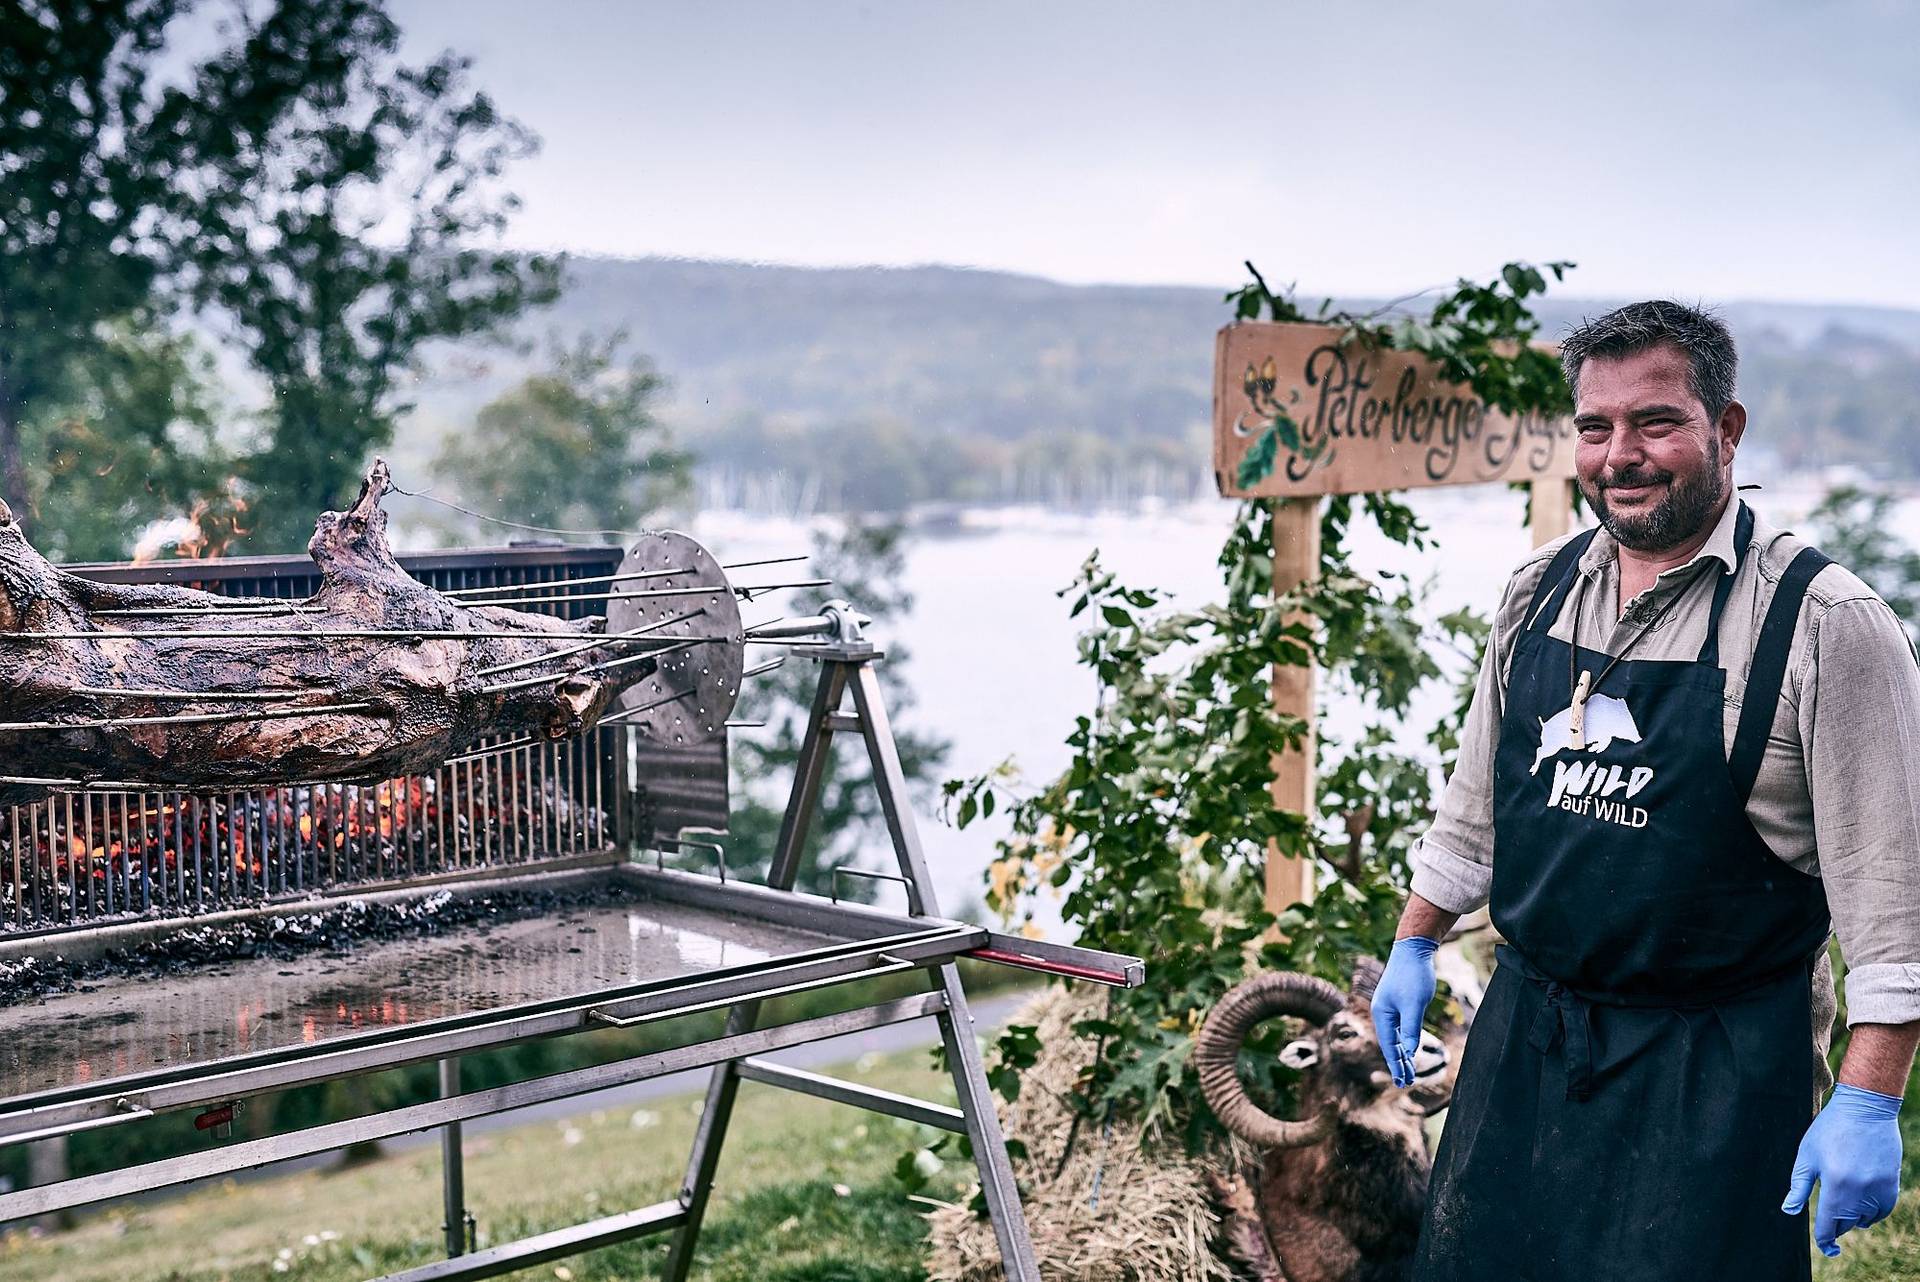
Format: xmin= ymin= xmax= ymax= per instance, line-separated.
xmin=70 ymin=685 xmax=330 ymax=702
xmin=85 ymin=582 xmax=827 ymax=623
xmin=0 ymin=701 xmax=385 ymax=734
xmin=471 ymin=609 xmax=706 ymax=678
xmin=0 ymin=627 xmax=726 ymax=644
xmin=450 ymin=580 xmax=831 ymax=610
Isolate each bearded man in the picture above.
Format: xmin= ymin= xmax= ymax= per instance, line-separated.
xmin=1371 ymin=300 xmax=1918 ymax=1279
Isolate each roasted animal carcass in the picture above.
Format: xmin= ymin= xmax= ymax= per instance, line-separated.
xmin=0 ymin=460 xmax=742 ymax=808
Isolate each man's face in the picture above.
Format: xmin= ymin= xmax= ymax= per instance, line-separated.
xmin=1572 ymin=344 xmax=1738 ymax=553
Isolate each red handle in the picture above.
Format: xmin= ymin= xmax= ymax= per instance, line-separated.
xmin=965 ymin=946 xmax=1131 ymax=986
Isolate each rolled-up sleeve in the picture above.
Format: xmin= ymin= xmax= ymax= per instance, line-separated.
xmin=1801 ymin=596 xmax=1920 ymax=1026
xmin=1410 ymin=569 xmax=1534 ymax=915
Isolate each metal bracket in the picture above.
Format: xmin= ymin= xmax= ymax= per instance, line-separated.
xmin=829 ymin=866 xmax=912 ymax=904
xmin=437 ymin=1211 xmax=476 ymax=1256
xmin=655 ymin=837 xmax=728 ymax=883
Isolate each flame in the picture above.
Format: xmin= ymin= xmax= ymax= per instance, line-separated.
xmin=129 ymin=479 xmax=252 ymax=564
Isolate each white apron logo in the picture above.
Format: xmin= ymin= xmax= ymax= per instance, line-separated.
xmin=1531 ymin=693 xmax=1654 ymax=829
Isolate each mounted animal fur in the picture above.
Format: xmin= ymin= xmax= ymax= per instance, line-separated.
xmin=1193 ymin=959 xmax=1462 ymax=1282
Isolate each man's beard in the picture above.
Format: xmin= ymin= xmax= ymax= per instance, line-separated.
xmin=1582 ymin=447 xmax=1726 ymax=553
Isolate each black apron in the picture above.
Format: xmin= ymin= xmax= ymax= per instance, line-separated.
xmin=1415 ymin=506 xmax=1834 ymax=1282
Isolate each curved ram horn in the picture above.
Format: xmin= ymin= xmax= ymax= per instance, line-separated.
xmin=1193 ymin=971 xmax=1345 ymax=1150
xmin=1350 ymin=955 xmax=1385 ymax=1004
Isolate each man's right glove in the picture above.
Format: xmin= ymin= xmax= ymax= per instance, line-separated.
xmin=1782 ymin=1082 xmax=1904 ymax=1257
xmin=1371 ymin=935 xmax=1440 ymax=1088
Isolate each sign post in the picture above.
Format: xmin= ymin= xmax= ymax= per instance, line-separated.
xmin=1212 ymin=321 xmax=1575 ymax=919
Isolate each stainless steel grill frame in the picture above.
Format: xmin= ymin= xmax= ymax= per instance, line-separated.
xmin=0 ymin=581 xmax=1143 ymax=1282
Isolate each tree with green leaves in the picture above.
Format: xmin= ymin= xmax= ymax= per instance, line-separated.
xmin=1809 ymin=485 xmax=1920 ymax=639
xmin=433 ymin=332 xmax=689 ymax=538
xmin=23 ymin=324 xmax=236 ymax=563
xmin=0 ymin=0 xmax=191 ymax=537
xmin=175 ymin=0 xmax=561 ymax=552
xmin=945 ymin=261 xmax=1573 ymax=1142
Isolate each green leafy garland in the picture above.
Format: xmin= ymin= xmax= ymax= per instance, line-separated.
xmin=942 ymin=261 xmax=1577 ymax=1149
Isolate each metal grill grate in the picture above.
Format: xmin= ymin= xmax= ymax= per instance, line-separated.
xmin=0 ymin=544 xmax=634 ymax=935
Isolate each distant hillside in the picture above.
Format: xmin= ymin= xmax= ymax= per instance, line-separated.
xmin=401 ymin=257 xmax=1920 ymax=511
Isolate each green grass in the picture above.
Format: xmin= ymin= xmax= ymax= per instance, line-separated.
xmin=0 ymin=1051 xmax=969 ymax=1282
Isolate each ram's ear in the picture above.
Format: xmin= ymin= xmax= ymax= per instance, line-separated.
xmin=1279 ymin=1038 xmax=1319 ymax=1069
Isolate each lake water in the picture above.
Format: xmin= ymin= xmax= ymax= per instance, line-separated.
xmin=691 ymin=479 xmax=1888 ymax=938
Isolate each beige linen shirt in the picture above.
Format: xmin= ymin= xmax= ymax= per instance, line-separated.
xmin=1411 ymin=496 xmax=1920 ymax=1032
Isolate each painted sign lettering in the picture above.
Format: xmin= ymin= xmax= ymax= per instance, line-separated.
xmin=1213 ymin=322 xmax=1575 ymax=499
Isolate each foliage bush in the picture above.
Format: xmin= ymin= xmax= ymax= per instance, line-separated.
xmin=943 ymin=261 xmax=1575 ymax=1145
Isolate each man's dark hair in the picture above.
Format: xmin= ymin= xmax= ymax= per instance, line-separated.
xmin=1560 ymin=300 xmax=1739 ymax=421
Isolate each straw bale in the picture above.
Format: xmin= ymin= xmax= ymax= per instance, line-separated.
xmin=924 ymin=984 xmax=1244 ymax=1282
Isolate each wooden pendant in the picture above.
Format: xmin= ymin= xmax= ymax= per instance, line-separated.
xmin=1568 ymin=668 xmax=1593 ymax=750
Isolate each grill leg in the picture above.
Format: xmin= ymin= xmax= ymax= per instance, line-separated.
xmin=439 ymin=1057 xmax=472 ymax=1258
xmin=27 ymin=1135 xmax=74 ymax=1233
xmin=667 ymin=651 xmax=1040 ymax=1282
xmin=660 ymin=660 xmax=850 ymax=1282
xmin=849 ymin=661 xmax=1039 ymax=1280
xmin=932 ymin=963 xmax=1039 ymax=1279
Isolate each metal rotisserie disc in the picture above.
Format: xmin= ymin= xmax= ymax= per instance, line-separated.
xmin=605 ymin=531 xmax=744 ymax=745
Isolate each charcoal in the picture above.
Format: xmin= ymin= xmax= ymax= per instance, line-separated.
xmin=0 ymin=879 xmax=641 ymax=1007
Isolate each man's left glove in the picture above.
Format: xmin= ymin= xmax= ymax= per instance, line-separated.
xmin=1781 ymin=1082 xmax=1904 ymax=1257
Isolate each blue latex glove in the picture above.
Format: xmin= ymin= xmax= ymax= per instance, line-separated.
xmin=1782 ymin=1083 xmax=1904 ymax=1257
xmin=1371 ymin=936 xmax=1439 ymax=1088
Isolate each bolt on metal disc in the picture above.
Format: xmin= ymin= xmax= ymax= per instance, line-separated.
xmin=605 ymin=532 xmax=744 ymax=745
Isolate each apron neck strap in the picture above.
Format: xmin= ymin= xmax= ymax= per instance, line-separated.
xmin=1729 ymin=539 xmax=1832 ymax=802
xmin=1695 ymin=501 xmax=1756 ymax=667
xmin=1520 ymin=501 xmax=1758 ymax=660
xmin=1524 ymin=527 xmax=1600 ymax=637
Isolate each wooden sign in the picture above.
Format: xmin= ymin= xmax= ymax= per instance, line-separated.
xmin=1214 ymin=321 xmax=1575 ymax=499
xmin=1215 ymin=321 xmax=1579 ymax=923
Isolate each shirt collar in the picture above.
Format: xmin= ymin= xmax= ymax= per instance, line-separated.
xmin=1578 ymin=493 xmax=1743 ymax=581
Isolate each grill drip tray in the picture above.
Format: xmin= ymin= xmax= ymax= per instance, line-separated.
xmin=0 ymin=860 xmax=985 ymax=1123
xmin=0 ymin=887 xmax=828 ymax=1100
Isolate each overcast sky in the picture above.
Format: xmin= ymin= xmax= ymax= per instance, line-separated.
xmin=384 ymin=0 xmax=1920 ymax=309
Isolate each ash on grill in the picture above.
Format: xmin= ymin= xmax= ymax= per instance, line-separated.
xmin=0 ymin=878 xmax=641 ymax=1007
